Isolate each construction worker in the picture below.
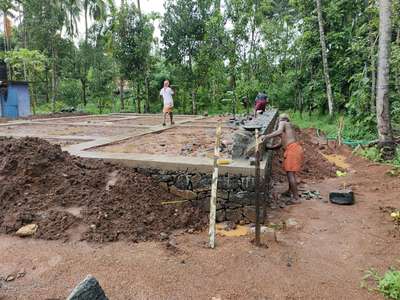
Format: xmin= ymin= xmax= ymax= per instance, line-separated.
xmin=254 ymin=92 xmax=268 ymax=118
xmin=160 ymin=79 xmax=175 ymax=126
xmin=261 ymin=113 xmax=304 ymax=204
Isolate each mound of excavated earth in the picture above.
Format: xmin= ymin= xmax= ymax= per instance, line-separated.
xmin=272 ymin=128 xmax=340 ymax=182
xmin=0 ymin=137 xmax=206 ymax=242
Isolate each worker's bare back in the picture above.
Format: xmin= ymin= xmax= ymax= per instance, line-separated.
xmin=280 ymin=121 xmax=298 ymax=148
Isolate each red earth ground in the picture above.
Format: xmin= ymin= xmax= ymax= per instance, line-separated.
xmin=0 ymin=132 xmax=399 ymax=299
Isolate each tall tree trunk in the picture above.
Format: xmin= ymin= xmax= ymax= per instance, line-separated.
xmin=137 ymin=0 xmax=141 ymax=14
xmin=45 ymin=65 xmax=50 ymax=103
xmin=51 ymin=47 xmax=57 ymax=113
xmin=84 ymin=2 xmax=88 ymax=45
xmin=145 ymin=74 xmax=150 ymax=113
xmin=369 ymin=0 xmax=378 ymax=113
xmin=82 ymin=3 xmax=88 ymax=107
xmin=395 ymin=28 xmax=400 ymax=95
xmin=120 ymin=79 xmax=125 ymax=111
xmin=20 ymin=9 xmax=27 ymax=81
xmin=31 ymin=85 xmax=37 ymax=115
xmin=370 ymin=33 xmax=377 ymax=113
xmin=2 ymin=12 xmax=7 ymax=51
xmin=315 ymin=0 xmax=334 ymax=116
xmin=81 ymin=78 xmax=87 ymax=108
xmin=376 ymin=0 xmax=395 ymax=159
xmin=3 ymin=12 xmax=10 ymax=52
xmin=191 ymin=90 xmax=196 ymax=115
xmin=189 ymin=55 xmax=196 ymax=114
xmin=249 ymin=0 xmax=259 ymax=76
xmin=136 ymin=84 xmax=141 ymax=113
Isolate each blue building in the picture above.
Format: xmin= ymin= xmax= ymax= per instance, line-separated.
xmin=0 ymin=81 xmax=31 ymax=118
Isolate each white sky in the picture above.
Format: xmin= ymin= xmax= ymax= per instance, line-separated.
xmin=0 ymin=0 xmax=166 ymax=41
xmin=77 ymin=0 xmax=166 ymax=39
xmin=120 ymin=0 xmax=165 ymax=39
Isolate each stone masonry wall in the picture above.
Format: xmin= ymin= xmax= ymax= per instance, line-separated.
xmin=135 ymin=168 xmax=261 ymax=224
xmin=134 ymin=110 xmax=279 ymax=224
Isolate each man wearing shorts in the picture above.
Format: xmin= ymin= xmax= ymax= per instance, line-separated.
xmin=261 ymin=113 xmax=304 ymax=204
xmin=160 ymin=80 xmax=175 ymax=126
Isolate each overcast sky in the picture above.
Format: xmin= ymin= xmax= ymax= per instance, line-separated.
xmin=96 ymin=0 xmax=166 ymax=39
xmin=120 ymin=0 xmax=165 ymax=39
xmin=0 ymin=1 xmax=166 ymax=40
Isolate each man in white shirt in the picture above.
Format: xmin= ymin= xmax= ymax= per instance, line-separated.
xmin=160 ymin=80 xmax=175 ymax=126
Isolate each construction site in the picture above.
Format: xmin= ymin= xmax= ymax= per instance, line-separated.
xmin=0 ymin=110 xmax=398 ymax=300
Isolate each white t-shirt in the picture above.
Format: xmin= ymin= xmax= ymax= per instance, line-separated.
xmin=160 ymin=87 xmax=174 ymax=107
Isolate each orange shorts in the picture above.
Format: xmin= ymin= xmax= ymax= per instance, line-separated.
xmin=283 ymin=142 xmax=304 ymax=172
xmin=163 ymin=105 xmax=173 ymax=113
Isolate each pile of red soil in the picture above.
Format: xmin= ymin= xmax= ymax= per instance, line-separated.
xmin=272 ymin=128 xmax=339 ymax=182
xmin=0 ymin=137 xmax=206 ymax=242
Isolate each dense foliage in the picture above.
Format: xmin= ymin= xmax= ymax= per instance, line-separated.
xmin=1 ymin=0 xmax=399 ymax=139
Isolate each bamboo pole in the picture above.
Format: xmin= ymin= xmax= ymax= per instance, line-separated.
xmin=255 ymin=129 xmax=261 ymax=246
xmin=208 ymin=125 xmax=222 ymax=249
xmin=262 ymin=150 xmax=273 ymax=224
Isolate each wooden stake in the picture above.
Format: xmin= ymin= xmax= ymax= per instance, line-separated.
xmin=208 ymin=124 xmax=222 ymax=249
xmin=255 ymin=129 xmax=261 ymax=246
xmin=262 ymin=149 xmax=273 ymax=224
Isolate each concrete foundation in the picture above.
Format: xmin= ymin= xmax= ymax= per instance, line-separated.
xmin=0 ymin=111 xmax=278 ymax=223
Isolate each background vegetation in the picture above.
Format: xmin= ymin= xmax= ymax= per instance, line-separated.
xmin=1 ymin=0 xmax=399 ymax=144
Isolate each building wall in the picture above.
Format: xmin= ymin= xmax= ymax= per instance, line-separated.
xmin=0 ymin=83 xmax=31 ymax=118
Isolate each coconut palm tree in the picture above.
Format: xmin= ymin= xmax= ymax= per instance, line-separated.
xmin=1 ymin=0 xmax=15 ymax=51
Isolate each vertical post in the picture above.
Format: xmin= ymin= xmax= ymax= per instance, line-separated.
xmin=255 ymin=129 xmax=261 ymax=246
xmin=208 ymin=125 xmax=222 ymax=248
xmin=262 ymin=150 xmax=273 ymax=224
xmin=337 ymin=116 xmax=344 ymax=146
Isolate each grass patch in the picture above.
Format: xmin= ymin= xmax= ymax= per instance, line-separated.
xmin=288 ymin=111 xmax=400 ymax=167
xmin=288 ymin=111 xmax=377 ymax=140
xmin=354 ymin=146 xmax=400 ymax=167
xmin=362 ymin=267 xmax=400 ymax=299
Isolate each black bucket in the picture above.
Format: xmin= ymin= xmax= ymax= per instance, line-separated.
xmin=0 ymin=60 xmax=7 ymax=82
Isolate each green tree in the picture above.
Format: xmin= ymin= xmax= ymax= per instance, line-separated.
xmin=161 ymin=0 xmax=211 ymax=114
xmin=111 ymin=2 xmax=154 ymax=111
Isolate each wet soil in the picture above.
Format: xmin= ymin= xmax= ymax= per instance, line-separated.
xmin=1 ymin=135 xmax=399 ymax=299
xmin=0 ymin=137 xmax=206 ymax=243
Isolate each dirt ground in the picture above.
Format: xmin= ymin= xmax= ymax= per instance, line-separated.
xmin=0 ymin=124 xmax=151 ymax=138
xmin=94 ymin=126 xmax=237 ymax=158
xmin=108 ymin=116 xmax=194 ymax=126
xmin=35 ymin=115 xmax=130 ymax=124
xmin=0 ymin=131 xmax=399 ymax=299
xmin=0 ymin=112 xmax=89 ymax=124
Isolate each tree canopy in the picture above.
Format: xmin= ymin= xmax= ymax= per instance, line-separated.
xmin=0 ymin=0 xmax=399 ymax=144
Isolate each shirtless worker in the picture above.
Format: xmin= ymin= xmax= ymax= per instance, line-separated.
xmin=160 ymin=79 xmax=175 ymax=126
xmin=261 ymin=113 xmax=304 ymax=204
